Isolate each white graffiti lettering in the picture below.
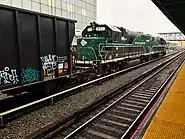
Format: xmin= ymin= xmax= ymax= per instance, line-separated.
xmin=40 ymin=54 xmax=58 ymax=69
xmin=0 ymin=67 xmax=19 ymax=85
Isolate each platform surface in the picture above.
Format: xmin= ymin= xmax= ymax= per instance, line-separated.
xmin=143 ymin=63 xmax=185 ymax=139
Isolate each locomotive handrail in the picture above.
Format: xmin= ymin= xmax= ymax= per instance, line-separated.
xmin=0 ymin=51 xmax=182 ymax=120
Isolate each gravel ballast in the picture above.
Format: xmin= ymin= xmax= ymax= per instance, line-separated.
xmin=0 ymin=54 xmax=176 ymax=139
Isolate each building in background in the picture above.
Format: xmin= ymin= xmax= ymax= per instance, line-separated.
xmin=0 ymin=0 xmax=97 ymax=31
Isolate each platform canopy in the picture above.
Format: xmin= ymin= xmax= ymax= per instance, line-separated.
xmin=152 ymin=0 xmax=185 ymax=34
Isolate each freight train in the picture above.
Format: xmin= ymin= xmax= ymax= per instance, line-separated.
xmin=0 ymin=5 xmax=166 ymax=97
xmin=75 ymin=22 xmax=166 ymax=74
xmin=0 ymin=4 xmax=76 ymax=96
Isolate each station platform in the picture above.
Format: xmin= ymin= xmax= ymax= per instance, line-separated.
xmin=141 ymin=63 xmax=185 ymax=139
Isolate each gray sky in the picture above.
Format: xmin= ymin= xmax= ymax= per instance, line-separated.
xmin=97 ymin=0 xmax=180 ymax=36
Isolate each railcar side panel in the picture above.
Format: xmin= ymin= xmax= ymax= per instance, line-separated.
xmin=19 ymin=12 xmax=40 ymax=84
xmin=56 ymin=20 xmax=68 ymax=75
xmin=39 ymin=16 xmax=56 ymax=81
xmin=68 ymin=22 xmax=75 ymax=45
xmin=0 ymin=9 xmax=20 ymax=88
xmin=0 ymin=5 xmax=76 ymax=91
xmin=68 ymin=22 xmax=75 ymax=73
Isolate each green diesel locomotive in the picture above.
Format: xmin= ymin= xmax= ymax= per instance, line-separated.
xmin=76 ymin=22 xmax=166 ymax=73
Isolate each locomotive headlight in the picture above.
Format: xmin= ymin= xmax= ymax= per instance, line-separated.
xmin=121 ymin=37 xmax=126 ymax=41
xmin=87 ymin=28 xmax=92 ymax=32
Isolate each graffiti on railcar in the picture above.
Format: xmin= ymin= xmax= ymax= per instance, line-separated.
xmin=40 ymin=54 xmax=58 ymax=80
xmin=0 ymin=67 xmax=19 ymax=85
xmin=40 ymin=54 xmax=58 ymax=70
xmin=22 ymin=68 xmax=40 ymax=83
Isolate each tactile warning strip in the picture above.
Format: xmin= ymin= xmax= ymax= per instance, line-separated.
xmin=143 ymin=63 xmax=185 ymax=139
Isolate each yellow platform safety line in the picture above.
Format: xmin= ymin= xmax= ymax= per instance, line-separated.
xmin=143 ymin=63 xmax=185 ymax=139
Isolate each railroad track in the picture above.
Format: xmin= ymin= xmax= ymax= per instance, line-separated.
xmin=25 ymin=51 xmax=185 ymax=139
xmin=55 ymin=52 xmax=184 ymax=139
xmin=0 ymin=52 xmax=179 ymax=127
xmin=0 ymin=53 xmax=174 ymax=114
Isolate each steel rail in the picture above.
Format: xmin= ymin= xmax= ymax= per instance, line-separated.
xmin=25 ymin=53 xmax=183 ymax=139
xmin=121 ymin=53 xmax=185 ymax=138
xmin=63 ymin=52 xmax=184 ymax=139
xmin=0 ymin=51 xmax=181 ymax=126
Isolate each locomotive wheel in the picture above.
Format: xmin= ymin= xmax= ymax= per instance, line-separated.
xmin=140 ymin=56 xmax=147 ymax=63
xmin=98 ymin=64 xmax=108 ymax=75
xmin=164 ymin=52 xmax=167 ymax=55
xmin=147 ymin=55 xmax=151 ymax=61
xmin=44 ymin=82 xmax=56 ymax=95
xmin=110 ymin=63 xmax=119 ymax=73
xmin=125 ymin=61 xmax=130 ymax=68
xmin=121 ymin=60 xmax=130 ymax=69
xmin=116 ymin=62 xmax=120 ymax=71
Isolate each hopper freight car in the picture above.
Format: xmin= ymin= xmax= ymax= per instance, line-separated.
xmin=0 ymin=4 xmax=76 ymax=96
xmin=76 ymin=22 xmax=166 ymax=74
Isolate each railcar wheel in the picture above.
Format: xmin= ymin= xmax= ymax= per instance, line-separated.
xmin=44 ymin=82 xmax=56 ymax=95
